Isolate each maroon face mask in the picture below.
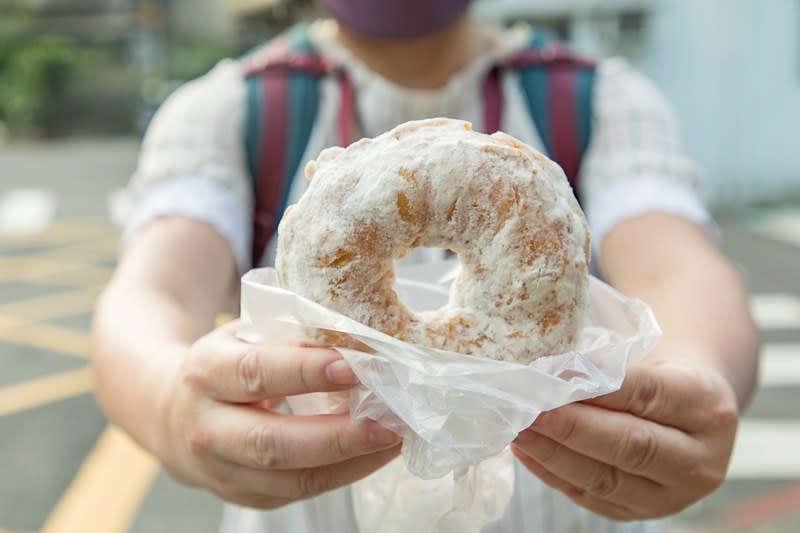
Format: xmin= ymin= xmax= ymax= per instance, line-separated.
xmin=321 ymin=0 xmax=472 ymax=40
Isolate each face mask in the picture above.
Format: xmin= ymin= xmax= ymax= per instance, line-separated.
xmin=321 ymin=0 xmax=471 ymax=40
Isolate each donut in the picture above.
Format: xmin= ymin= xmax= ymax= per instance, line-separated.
xmin=275 ymin=118 xmax=590 ymax=363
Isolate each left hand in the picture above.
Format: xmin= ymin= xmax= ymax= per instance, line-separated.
xmin=512 ymin=358 xmax=739 ymax=521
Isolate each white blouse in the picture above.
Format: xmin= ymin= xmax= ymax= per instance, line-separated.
xmin=122 ymin=20 xmax=708 ymax=533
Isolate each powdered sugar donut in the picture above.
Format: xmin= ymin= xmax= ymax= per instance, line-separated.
xmin=276 ymin=118 xmax=590 ymax=363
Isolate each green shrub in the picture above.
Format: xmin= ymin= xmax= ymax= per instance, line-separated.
xmin=0 ymin=35 xmax=78 ymax=136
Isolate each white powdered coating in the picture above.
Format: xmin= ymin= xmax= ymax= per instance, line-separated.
xmin=276 ymin=118 xmax=590 ymax=363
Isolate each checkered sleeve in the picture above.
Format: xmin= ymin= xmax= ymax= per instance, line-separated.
xmin=122 ymin=59 xmax=253 ymax=273
xmin=579 ymin=58 xmax=715 ymax=257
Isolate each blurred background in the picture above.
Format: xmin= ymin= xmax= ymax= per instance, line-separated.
xmin=0 ymin=0 xmax=798 ymax=532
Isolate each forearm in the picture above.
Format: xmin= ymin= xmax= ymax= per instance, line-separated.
xmin=91 ymin=284 xmax=197 ymax=451
xmin=600 ymin=214 xmax=760 ymax=409
xmin=90 ymin=218 xmax=237 ymax=453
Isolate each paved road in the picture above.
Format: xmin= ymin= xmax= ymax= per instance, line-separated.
xmin=0 ymin=138 xmax=799 ymax=532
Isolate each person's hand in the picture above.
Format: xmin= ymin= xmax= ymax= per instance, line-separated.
xmin=512 ymin=358 xmax=739 ymax=521
xmin=155 ymin=321 xmax=401 ymax=510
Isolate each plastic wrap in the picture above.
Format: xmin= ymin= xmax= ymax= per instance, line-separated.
xmin=239 ymin=259 xmax=661 ymax=533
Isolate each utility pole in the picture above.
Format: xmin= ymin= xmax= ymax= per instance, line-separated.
xmin=133 ymin=0 xmax=169 ymax=90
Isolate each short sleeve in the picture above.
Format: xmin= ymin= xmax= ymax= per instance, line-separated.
xmin=579 ymin=59 xmax=716 ymax=257
xmin=123 ymin=59 xmax=254 ymax=273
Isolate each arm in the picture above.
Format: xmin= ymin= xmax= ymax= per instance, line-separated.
xmin=600 ymin=213 xmax=760 ymax=408
xmin=91 ymin=216 xmax=237 ymax=454
xmin=513 ymin=214 xmax=761 ymax=521
xmin=513 ymin=54 xmax=762 ymax=519
xmin=91 ymin=217 xmax=400 ymax=508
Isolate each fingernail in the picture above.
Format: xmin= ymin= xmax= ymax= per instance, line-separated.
xmin=325 ymin=359 xmax=359 ymax=386
xmin=369 ymin=422 xmax=401 ymax=447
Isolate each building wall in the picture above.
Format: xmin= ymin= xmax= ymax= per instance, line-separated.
xmin=636 ymin=0 xmax=800 ymax=205
xmin=169 ymin=0 xmax=236 ymax=41
xmin=475 ymin=0 xmax=800 ymax=205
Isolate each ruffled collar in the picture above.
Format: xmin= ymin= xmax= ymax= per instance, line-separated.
xmin=308 ymin=19 xmax=530 ymax=137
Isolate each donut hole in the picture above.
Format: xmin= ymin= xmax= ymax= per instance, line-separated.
xmin=392 ymin=249 xmax=456 ymax=312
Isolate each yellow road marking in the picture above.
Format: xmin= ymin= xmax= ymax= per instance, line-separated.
xmin=0 ymin=259 xmax=113 ymax=286
xmin=0 ymin=219 xmax=116 ymax=247
xmin=0 ymin=257 xmax=93 ymax=283
xmin=0 ymin=312 xmax=28 ymax=331
xmin=0 ymin=323 xmax=90 ymax=358
xmin=0 ymin=367 xmax=92 ymax=417
xmin=0 ymin=287 xmax=101 ymax=322
xmin=40 ymin=426 xmax=159 ymax=533
xmin=34 ymin=266 xmax=114 ymax=290
xmin=42 ymin=236 xmax=118 ymax=255
xmin=31 ymin=241 xmax=118 ymax=268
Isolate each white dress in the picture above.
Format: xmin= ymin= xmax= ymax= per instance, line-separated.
xmin=123 ymin=20 xmax=713 ymax=533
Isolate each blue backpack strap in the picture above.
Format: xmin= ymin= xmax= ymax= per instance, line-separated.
xmin=242 ymin=25 xmax=328 ymax=267
xmin=504 ymin=32 xmax=597 ymax=198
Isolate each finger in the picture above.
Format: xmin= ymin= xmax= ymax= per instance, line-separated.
xmin=199 ymin=405 xmax=402 ymax=470
xmin=511 ymin=444 xmax=583 ymax=495
xmin=584 ymin=363 xmax=725 ymax=432
xmin=216 ymin=446 xmax=400 ymax=503
xmin=513 ymin=431 xmax=670 ymax=514
xmin=529 ymin=402 xmax=703 ymax=483
xmin=511 ymin=446 xmax=635 ymax=522
xmin=191 ymin=337 xmax=359 ymax=402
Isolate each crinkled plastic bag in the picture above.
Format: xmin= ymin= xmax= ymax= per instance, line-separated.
xmin=239 ymin=259 xmax=660 ymax=533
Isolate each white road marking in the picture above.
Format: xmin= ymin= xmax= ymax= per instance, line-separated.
xmin=106 ymin=187 xmax=131 ymax=228
xmin=750 ymin=209 xmax=800 ymax=247
xmin=0 ymin=188 xmax=56 ymax=235
xmin=729 ymin=420 xmax=800 ymax=479
xmin=751 ymin=293 xmax=800 ymax=330
xmin=760 ymin=343 xmax=800 ymax=387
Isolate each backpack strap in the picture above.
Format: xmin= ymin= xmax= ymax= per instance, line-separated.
xmin=485 ymin=32 xmax=597 ymax=197
xmin=243 ymin=25 xmax=330 ymax=267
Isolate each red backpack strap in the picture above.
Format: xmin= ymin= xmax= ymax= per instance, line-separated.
xmin=485 ymin=34 xmax=597 ymax=199
xmin=243 ymin=26 xmax=331 ymax=267
xmin=483 ymin=66 xmax=502 ymax=135
xmin=338 ymin=72 xmax=356 ymax=148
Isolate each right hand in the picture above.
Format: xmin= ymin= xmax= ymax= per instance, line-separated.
xmin=155 ymin=320 xmax=402 ymax=510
